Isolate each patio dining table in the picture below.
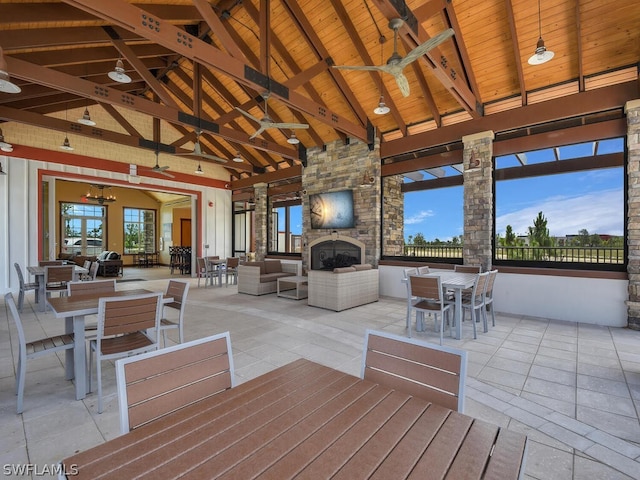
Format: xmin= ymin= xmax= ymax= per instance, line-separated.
xmin=47 ymin=288 xmax=172 ymax=401
xmin=206 ymin=257 xmax=227 ymax=287
xmin=59 ymin=358 xmax=527 ymax=479
xmin=26 ymin=264 xmax=88 ymax=312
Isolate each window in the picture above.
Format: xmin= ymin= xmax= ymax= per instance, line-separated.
xmin=494 ymin=138 xmax=625 ymax=270
xmin=270 ymin=203 xmax=302 ymax=254
xmin=382 ymin=165 xmax=464 ymax=262
xmin=123 ymin=208 xmax=156 ymax=255
xmin=60 ymin=203 xmax=105 ymax=256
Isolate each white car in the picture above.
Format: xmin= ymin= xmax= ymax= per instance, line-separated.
xmin=63 ymin=238 xmax=103 ymax=255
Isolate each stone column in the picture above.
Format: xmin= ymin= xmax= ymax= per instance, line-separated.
xmin=461 ymin=131 xmax=494 ymax=272
xmin=625 ymin=99 xmax=640 ymax=330
xmin=253 ymin=182 xmax=268 ymax=261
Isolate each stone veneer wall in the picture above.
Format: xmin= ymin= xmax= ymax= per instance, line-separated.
xmin=626 ymin=99 xmax=640 ymax=330
xmin=461 ymin=131 xmax=494 ymax=272
xmin=253 ymin=182 xmax=269 ymax=261
xmin=382 ymin=174 xmax=404 ymax=256
xmin=302 ymin=138 xmax=381 ymax=271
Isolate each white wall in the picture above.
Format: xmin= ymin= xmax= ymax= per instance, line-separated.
xmin=379 ymin=265 xmax=629 ymax=327
xmin=0 ymin=156 xmax=231 ymax=294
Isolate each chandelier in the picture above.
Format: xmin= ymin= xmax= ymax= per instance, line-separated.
xmin=83 ymin=184 xmax=116 ymax=204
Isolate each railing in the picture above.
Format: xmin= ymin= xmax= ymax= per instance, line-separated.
xmin=402 ymin=245 xmax=624 ymax=265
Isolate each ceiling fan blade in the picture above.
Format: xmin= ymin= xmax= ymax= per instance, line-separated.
xmin=158 ymin=170 xmax=175 ymax=178
xmin=394 ymin=72 xmax=411 ymax=97
xmin=399 ymin=28 xmax=455 ymax=67
xmin=332 ymin=64 xmax=385 ymax=72
xmin=201 ymin=153 xmax=228 ymax=163
xmin=249 ymin=126 xmax=266 ymax=140
xmin=272 ymin=122 xmax=309 ymax=130
xmin=235 ymin=107 xmax=261 ymax=124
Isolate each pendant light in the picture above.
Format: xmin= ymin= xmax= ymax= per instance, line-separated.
xmin=195 ymin=162 xmax=204 ymax=174
xmin=373 ymin=39 xmax=389 ymax=115
xmin=528 ymin=0 xmax=554 ymax=65
xmin=108 ymin=58 xmax=132 ymax=83
xmin=77 ymin=106 xmax=96 ymax=126
xmin=59 ymin=105 xmax=74 ymax=151
xmin=0 ymin=47 xmax=21 ymax=94
xmin=287 ymin=131 xmax=300 ymax=145
xmin=232 ymin=151 xmax=243 ymax=163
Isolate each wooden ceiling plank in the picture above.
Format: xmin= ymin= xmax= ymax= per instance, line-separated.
xmin=61 ymin=0 xmax=368 ymax=141
xmin=6 ymin=55 xmax=298 ymax=161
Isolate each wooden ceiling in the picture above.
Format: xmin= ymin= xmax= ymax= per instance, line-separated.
xmin=0 ymin=0 xmax=638 ymax=183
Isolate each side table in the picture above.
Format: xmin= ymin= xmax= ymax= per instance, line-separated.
xmin=277 ymin=275 xmax=308 ymax=300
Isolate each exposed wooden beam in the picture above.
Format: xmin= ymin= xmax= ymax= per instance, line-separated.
xmin=191 ymin=0 xmax=247 ymax=60
xmin=505 ymin=0 xmax=526 ymax=106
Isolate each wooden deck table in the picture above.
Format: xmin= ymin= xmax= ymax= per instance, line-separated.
xmin=47 ymin=288 xmax=172 ymax=401
xmin=60 ymin=358 xmax=527 ymax=479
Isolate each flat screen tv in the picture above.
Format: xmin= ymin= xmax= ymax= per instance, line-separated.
xmin=309 ymin=189 xmax=355 ymax=229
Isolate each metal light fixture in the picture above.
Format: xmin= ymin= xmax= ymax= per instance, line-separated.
xmin=0 ymin=162 xmax=6 ymax=175
xmin=83 ymin=184 xmax=116 ymax=204
xmin=232 ymin=151 xmax=243 ymax=163
xmin=0 ymin=128 xmax=13 ymax=152
xmin=195 ymin=162 xmax=204 ymax=174
xmin=0 ymin=47 xmax=21 ymax=94
xmin=60 ymin=135 xmax=74 ymax=151
xmin=528 ymin=0 xmax=554 ymax=65
xmin=360 ymin=168 xmax=375 ymax=186
xmin=107 ymin=58 xmax=132 ymax=83
xmin=77 ymin=107 xmax=96 ymax=126
xmin=374 ymin=94 xmax=390 ymax=115
xmin=467 ymin=149 xmax=481 ymax=170
xmin=287 ymin=131 xmax=300 ymax=144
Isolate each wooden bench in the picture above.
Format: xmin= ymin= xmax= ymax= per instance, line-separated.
xmin=115 ymin=332 xmax=235 ymax=434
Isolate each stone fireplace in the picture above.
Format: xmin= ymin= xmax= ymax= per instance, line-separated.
xmin=308 ymin=234 xmax=365 ymax=270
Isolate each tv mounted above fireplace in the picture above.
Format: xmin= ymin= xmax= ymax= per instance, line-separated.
xmin=309 ymin=189 xmax=355 ymax=229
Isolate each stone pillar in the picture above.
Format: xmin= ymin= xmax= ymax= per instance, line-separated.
xmin=382 ymin=174 xmax=404 ymax=256
xmin=625 ymin=99 xmax=640 ymax=330
xmin=253 ymin=182 xmax=268 ymax=261
xmin=461 ymin=130 xmax=494 ymax=272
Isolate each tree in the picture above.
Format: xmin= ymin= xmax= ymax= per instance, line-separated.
xmin=413 ymin=233 xmax=427 ymax=245
xmin=528 ymin=212 xmax=551 ymax=247
xmin=505 ymin=225 xmax=516 ymax=246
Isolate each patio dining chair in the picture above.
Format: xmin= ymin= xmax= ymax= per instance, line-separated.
xmin=483 ymin=270 xmax=499 ymax=331
xmin=458 ymin=271 xmax=490 ymax=339
xmin=115 ymin=332 xmax=234 ymax=434
xmin=5 ymin=293 xmax=75 ymax=414
xmin=407 ymin=274 xmax=453 ymax=345
xmin=362 ymin=329 xmax=467 ymax=412
xmin=402 ymin=267 xmax=419 ymax=329
xmin=225 ymin=257 xmax=240 ymax=286
xmin=195 ymin=257 xmax=214 ymax=288
xmin=89 ymin=292 xmax=163 ymax=413
xmin=454 ymin=264 xmax=482 ymax=273
xmin=14 ymin=262 xmax=38 ymax=312
xmin=159 ymin=280 xmax=190 ymax=346
xmin=44 ymin=265 xmax=74 ymax=310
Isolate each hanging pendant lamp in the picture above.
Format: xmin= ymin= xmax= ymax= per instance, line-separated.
xmin=528 ymin=0 xmax=554 ymax=65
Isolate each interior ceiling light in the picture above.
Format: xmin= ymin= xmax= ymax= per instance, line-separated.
xmin=287 ymin=131 xmax=300 ymax=145
xmin=77 ymin=107 xmax=96 ymax=126
xmin=108 ymin=58 xmax=132 ymax=83
xmin=232 ymin=151 xmax=243 ymax=163
xmin=83 ymin=184 xmax=116 ymax=204
xmin=528 ymin=0 xmax=554 ymax=65
xmin=60 ymin=135 xmax=74 ymax=151
xmin=0 ymin=128 xmax=13 ymax=152
xmin=195 ymin=162 xmax=204 ymax=174
xmin=0 ymin=47 xmax=21 ymax=94
xmin=373 ymin=94 xmax=390 ymax=115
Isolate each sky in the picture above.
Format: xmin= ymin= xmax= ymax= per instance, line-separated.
xmin=403 ymin=139 xmax=625 ymax=242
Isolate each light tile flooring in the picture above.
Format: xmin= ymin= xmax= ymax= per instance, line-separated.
xmin=1 ymin=267 xmax=640 ymax=479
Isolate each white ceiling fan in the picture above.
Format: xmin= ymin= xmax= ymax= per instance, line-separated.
xmin=235 ymin=92 xmax=309 ymax=140
xmin=151 ymin=150 xmax=174 ymax=178
xmin=333 ymin=19 xmax=454 ymax=98
xmin=175 ymin=130 xmax=228 ymax=163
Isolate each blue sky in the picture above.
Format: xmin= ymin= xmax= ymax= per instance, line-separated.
xmin=403 ymin=139 xmax=624 ymax=242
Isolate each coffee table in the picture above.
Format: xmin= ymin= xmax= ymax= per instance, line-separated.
xmin=277 ymin=275 xmax=308 ymax=300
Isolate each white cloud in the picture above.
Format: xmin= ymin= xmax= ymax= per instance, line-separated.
xmin=405 ymin=210 xmax=434 ymax=225
xmin=496 ymin=189 xmax=623 ymax=237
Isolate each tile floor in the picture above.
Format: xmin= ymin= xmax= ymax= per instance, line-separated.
xmin=1 ymin=267 xmax=640 ymax=479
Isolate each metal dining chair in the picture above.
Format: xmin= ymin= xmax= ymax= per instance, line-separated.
xmin=5 ymin=293 xmax=75 ymax=414
xmin=13 ymin=263 xmax=38 ymax=312
xmin=44 ymin=265 xmax=74 ymax=310
xmin=159 ymin=280 xmax=190 ymax=346
xmin=458 ymin=271 xmax=490 ymax=339
xmin=407 ymin=275 xmax=453 ymax=345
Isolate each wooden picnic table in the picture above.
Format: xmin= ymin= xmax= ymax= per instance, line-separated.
xmin=60 ymin=358 xmax=527 ymax=479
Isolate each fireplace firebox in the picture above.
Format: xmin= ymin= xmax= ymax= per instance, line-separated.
xmin=308 ymin=235 xmax=365 ymax=270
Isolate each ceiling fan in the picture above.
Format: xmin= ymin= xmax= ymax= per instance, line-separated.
xmin=175 ymin=130 xmax=228 ymax=163
xmin=151 ymin=150 xmax=174 ymax=178
xmin=333 ymin=19 xmax=455 ymax=98
xmin=235 ymin=92 xmax=309 ymax=140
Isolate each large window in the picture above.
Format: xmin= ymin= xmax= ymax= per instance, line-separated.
xmin=60 ymin=202 xmax=106 ymax=256
xmin=494 ymin=138 xmax=625 ymax=270
xmin=123 ymin=208 xmax=156 ymax=254
xmin=270 ymin=202 xmax=302 ymax=254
